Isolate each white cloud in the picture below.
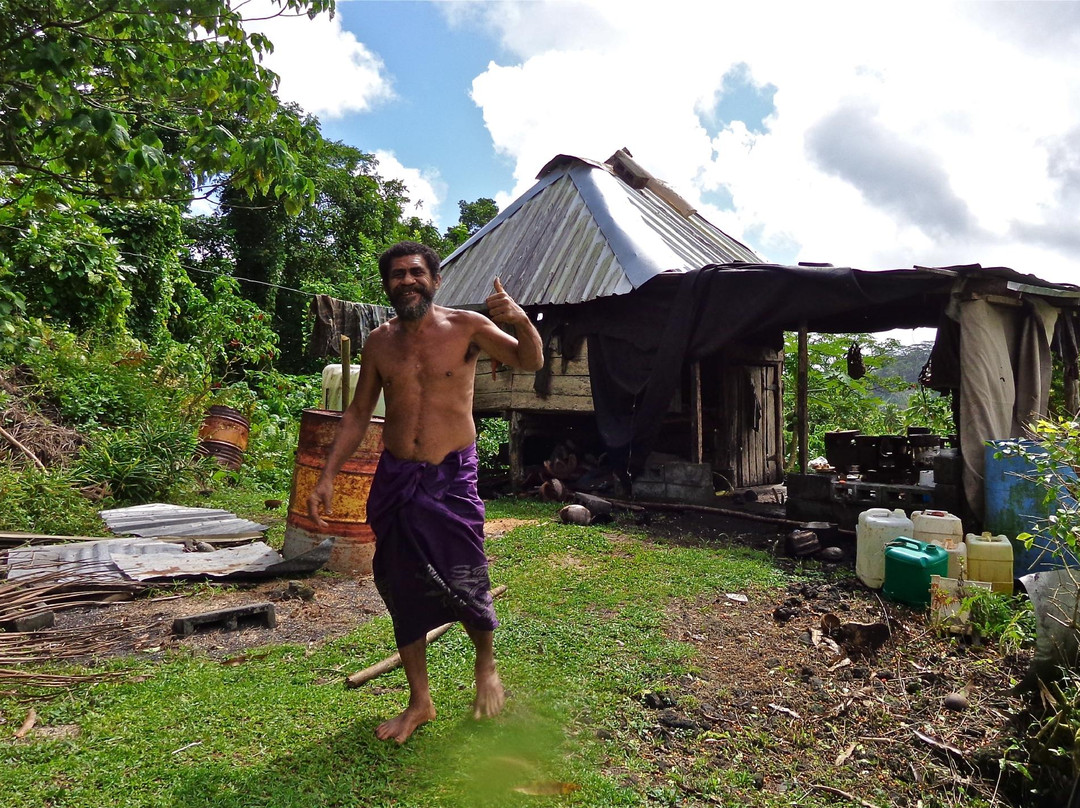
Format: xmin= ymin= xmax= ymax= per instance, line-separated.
xmin=243 ymin=0 xmax=393 ymax=118
xmin=460 ymin=0 xmax=1080 ymax=285
xmin=372 ymin=150 xmax=445 ymax=225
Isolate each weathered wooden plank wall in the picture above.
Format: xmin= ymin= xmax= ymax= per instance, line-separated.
xmin=473 ymin=340 xmax=593 ymax=413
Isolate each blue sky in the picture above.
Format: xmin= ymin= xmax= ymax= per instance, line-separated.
xmin=320 ymin=2 xmax=518 ymax=224
xmin=251 ymin=1 xmax=1080 ymax=287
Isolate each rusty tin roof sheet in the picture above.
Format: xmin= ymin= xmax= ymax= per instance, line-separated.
xmin=435 ymin=154 xmax=761 ymax=308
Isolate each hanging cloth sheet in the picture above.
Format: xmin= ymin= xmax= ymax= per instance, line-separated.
xmin=956 ymin=296 xmax=1058 ymax=521
xmin=308 ymin=295 xmax=393 ymax=357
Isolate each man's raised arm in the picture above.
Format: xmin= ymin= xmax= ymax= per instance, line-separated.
xmin=478 ymin=278 xmax=543 ymax=372
xmin=307 ymin=355 xmax=383 ymax=528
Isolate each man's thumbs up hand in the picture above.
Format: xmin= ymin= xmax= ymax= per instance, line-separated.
xmin=485 ymin=277 xmax=526 ymax=327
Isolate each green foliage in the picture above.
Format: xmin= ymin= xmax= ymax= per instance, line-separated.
xmin=0 ymin=464 xmax=104 ymax=534
xmin=95 ymin=201 xmax=187 ymax=342
xmin=783 ymin=332 xmax=954 ymax=461
xmin=962 ymin=589 xmax=1037 ymax=655
xmin=18 ymin=324 xmax=180 ymax=428
xmin=170 ymin=275 xmax=280 ymax=389
xmin=0 ymin=0 xmax=329 ymax=209
xmin=74 ymin=419 xmax=208 ymax=504
xmin=0 ymin=256 xmax=27 ymax=353
xmin=477 ymin=416 xmax=509 ymax=473
xmin=0 ymin=193 xmax=131 ymax=333
xmin=187 ymin=131 xmax=410 ymax=371
xmin=443 ymin=197 xmax=499 ymax=249
xmin=231 ymin=370 xmax=322 ymax=491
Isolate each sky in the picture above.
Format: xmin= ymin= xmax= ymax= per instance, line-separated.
xmin=245 ymin=0 xmax=1080 ymax=288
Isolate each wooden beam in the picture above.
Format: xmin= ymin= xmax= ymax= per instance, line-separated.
xmin=797 ymin=322 xmax=809 ymax=475
xmin=772 ymin=364 xmax=784 ymax=476
xmin=508 ymin=410 xmax=525 ymax=493
xmin=690 ymin=361 xmax=703 ymax=464
xmin=340 ymin=335 xmax=351 ymax=412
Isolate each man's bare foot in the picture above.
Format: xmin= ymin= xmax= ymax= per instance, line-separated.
xmin=473 ymin=668 xmax=505 ymax=719
xmin=375 ymin=701 xmax=436 ymax=744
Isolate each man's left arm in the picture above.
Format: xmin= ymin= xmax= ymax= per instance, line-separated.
xmin=475 ymin=278 xmax=543 ymax=372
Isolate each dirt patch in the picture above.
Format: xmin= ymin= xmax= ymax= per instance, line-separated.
xmin=484 ymin=517 xmax=539 ymax=538
xmin=606 ymin=559 xmax=1032 ymax=806
xmin=55 ymin=573 xmax=387 ymax=661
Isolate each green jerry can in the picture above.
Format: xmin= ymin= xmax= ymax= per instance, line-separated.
xmin=882 ymin=537 xmax=949 ymax=608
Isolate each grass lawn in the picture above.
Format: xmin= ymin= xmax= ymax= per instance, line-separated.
xmin=1 ymin=498 xmax=903 ymax=807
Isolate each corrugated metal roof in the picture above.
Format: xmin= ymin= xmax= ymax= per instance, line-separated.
xmin=435 ymin=153 xmax=762 ymax=308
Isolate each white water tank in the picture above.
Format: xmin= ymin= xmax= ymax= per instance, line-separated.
xmin=321 ymin=364 xmax=385 ymax=416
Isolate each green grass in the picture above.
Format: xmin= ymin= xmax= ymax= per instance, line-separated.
xmin=3 ymin=498 xmax=788 ymax=808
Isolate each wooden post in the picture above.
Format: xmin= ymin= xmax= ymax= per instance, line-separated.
xmin=1066 ymin=357 xmax=1080 ymax=418
xmin=340 ymin=335 xmax=351 ymax=412
xmin=508 ymin=410 xmax=525 ymax=493
xmin=797 ymin=322 xmax=809 ymax=475
xmin=772 ymin=363 xmax=784 ymax=478
xmin=690 ymin=360 xmax=703 ymax=464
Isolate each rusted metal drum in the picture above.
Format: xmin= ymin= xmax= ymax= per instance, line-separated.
xmin=282 ymin=409 xmax=384 ymax=574
xmin=197 ymin=406 xmax=250 ymax=470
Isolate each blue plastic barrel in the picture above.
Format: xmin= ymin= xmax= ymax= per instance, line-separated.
xmin=984 ymin=440 xmax=1077 ymax=577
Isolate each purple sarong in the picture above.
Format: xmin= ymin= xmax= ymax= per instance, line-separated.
xmin=366 ymin=443 xmax=497 ymax=648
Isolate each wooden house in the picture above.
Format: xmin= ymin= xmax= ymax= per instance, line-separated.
xmin=435 ymin=150 xmax=783 ymax=494
xmin=434 ymin=150 xmax=1080 ymax=520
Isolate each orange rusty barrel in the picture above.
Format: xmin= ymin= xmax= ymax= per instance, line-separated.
xmin=281 ymin=408 xmax=384 ymax=574
xmin=197 ymin=405 xmax=250 ymax=470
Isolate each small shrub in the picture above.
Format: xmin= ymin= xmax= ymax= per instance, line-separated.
xmin=0 ymin=465 xmax=105 ymax=535
xmin=477 ymin=416 xmax=509 ymax=473
xmin=962 ymin=588 xmax=1036 ymax=655
xmin=75 ymin=420 xmax=208 ymax=504
xmin=19 ymin=324 xmax=180 ymax=428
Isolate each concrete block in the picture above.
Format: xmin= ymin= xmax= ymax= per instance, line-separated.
xmin=173 ymin=602 xmax=276 ymax=637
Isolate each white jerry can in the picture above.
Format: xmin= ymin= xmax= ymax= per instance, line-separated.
xmin=856 ymin=508 xmax=915 ymax=589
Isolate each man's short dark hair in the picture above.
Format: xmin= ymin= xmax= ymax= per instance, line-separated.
xmin=378 ymin=241 xmax=441 ymax=286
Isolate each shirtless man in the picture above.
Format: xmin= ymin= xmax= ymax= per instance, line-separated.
xmin=308 ymin=241 xmax=543 ymax=744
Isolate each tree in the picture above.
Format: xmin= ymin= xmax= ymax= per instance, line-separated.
xmin=187 ymin=123 xmax=414 ymax=371
xmin=444 ymin=197 xmax=498 ymax=250
xmin=0 ymin=0 xmax=331 ymax=212
xmin=783 ymin=332 xmax=953 ymax=463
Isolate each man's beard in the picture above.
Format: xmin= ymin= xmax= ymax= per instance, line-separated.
xmin=391 ymin=288 xmax=434 ymax=321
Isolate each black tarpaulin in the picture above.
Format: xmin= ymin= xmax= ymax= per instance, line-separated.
xmin=558 ymin=263 xmax=961 ymax=465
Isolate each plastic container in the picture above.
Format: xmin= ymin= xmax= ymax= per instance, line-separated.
xmin=911 ymin=509 xmax=964 ymax=547
xmin=912 ymin=509 xmax=966 ymax=579
xmin=856 ymin=508 xmax=915 ymax=589
xmin=883 ymin=537 xmax=949 ymax=608
xmin=966 ymin=532 xmax=1014 ymax=594
xmin=984 ymin=440 xmax=1078 ymax=576
xmin=321 ymin=364 xmax=386 ymax=415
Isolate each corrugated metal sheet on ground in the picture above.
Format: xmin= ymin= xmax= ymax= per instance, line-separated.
xmin=6 ymin=537 xmax=331 ymax=583
xmin=98 ymin=504 xmax=268 ymax=538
